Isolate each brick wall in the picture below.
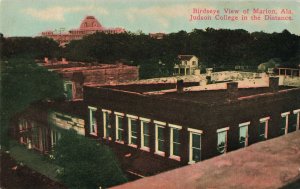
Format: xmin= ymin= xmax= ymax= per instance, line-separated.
xmin=83 ymin=85 xmax=300 ymax=175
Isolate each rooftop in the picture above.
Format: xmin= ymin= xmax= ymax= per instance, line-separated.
xmin=113 ymin=131 xmax=300 ymax=189
xmin=93 ymin=82 xmax=297 ymax=105
xmin=178 ymin=55 xmax=197 ymax=61
xmin=37 ymin=60 xmax=136 ymax=71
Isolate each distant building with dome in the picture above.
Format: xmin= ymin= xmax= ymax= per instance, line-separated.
xmin=41 ymin=16 xmax=125 ymax=46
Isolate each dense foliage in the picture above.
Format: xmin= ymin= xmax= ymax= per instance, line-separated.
xmin=0 ymin=58 xmax=64 ymax=149
xmin=53 ymin=129 xmax=127 ymax=189
xmin=62 ymin=29 xmax=299 ymax=68
xmin=2 ymin=28 xmax=299 ymax=79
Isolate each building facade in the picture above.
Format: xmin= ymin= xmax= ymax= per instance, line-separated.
xmin=83 ymin=78 xmax=300 ymax=176
xmin=41 ymin=16 xmax=125 ymax=45
xmin=174 ymin=55 xmax=199 ymax=75
xmin=12 ymin=75 xmax=300 ymax=177
xmin=39 ymin=59 xmax=139 ymax=100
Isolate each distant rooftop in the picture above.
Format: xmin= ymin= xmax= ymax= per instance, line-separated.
xmin=113 ymin=131 xmax=300 ymax=189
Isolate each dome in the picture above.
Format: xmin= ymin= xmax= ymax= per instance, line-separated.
xmin=79 ymin=16 xmax=102 ymax=29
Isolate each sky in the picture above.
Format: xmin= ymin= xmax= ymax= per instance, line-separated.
xmin=0 ymin=0 xmax=300 ymax=37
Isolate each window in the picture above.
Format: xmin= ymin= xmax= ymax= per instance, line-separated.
xmin=169 ymin=124 xmax=182 ymax=160
xmin=88 ymin=106 xmax=97 ymax=136
xmin=192 ymin=61 xmax=196 ymax=66
xmin=293 ymin=109 xmax=300 ymax=131
xmin=239 ymin=122 xmax=250 ymax=147
xmin=259 ymin=117 xmax=270 ymax=140
xmin=127 ymin=114 xmax=138 ymax=147
xmin=32 ymin=123 xmax=40 ymax=149
xmin=289 ymin=109 xmax=300 ymax=132
xmin=63 ymin=81 xmax=73 ymax=100
xmin=103 ymin=109 xmax=112 ymax=139
xmin=115 ymin=112 xmax=124 ymax=143
xmin=154 ymin=120 xmax=166 ymax=156
xmin=280 ymin=112 xmax=290 ymax=135
xmin=188 ymin=128 xmax=202 ymax=164
xmin=217 ymin=127 xmax=229 ymax=154
xmin=140 ymin=117 xmax=151 ymax=151
xmin=51 ymin=129 xmax=61 ymax=146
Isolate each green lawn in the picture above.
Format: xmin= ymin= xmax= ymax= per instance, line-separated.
xmin=9 ymin=140 xmax=61 ymax=182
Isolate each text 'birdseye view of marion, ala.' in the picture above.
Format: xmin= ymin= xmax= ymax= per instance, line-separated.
xmin=1 ymin=1 xmax=300 ymax=189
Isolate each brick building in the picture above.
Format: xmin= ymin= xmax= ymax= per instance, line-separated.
xmin=39 ymin=58 xmax=139 ymax=100
xmin=83 ymin=77 xmax=300 ymax=176
xmin=12 ymin=76 xmax=300 ymax=178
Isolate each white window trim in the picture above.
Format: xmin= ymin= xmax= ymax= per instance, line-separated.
xmin=217 ymin=127 xmax=229 ymax=153
xmin=238 ymin=121 xmax=251 ymax=127
xmin=103 ymin=110 xmax=111 ymax=139
xmin=169 ymin=125 xmax=182 ymax=161
xmin=140 ymin=119 xmax=151 ymax=151
xmin=188 ymin=128 xmax=203 ymax=164
xmin=281 ymin=112 xmax=290 ymax=135
xmin=169 ymin=123 xmax=182 ymax=130
xmin=260 ymin=117 xmax=270 ymax=139
xmin=281 ymin=112 xmax=290 ymax=117
xmin=114 ymin=111 xmax=124 ymax=116
xmin=128 ymin=116 xmax=138 ymax=147
xmin=140 ymin=117 xmax=151 ymax=122
xmin=88 ymin=106 xmax=97 ymax=111
xmin=88 ymin=106 xmax=97 ymax=136
xmin=188 ymin=128 xmax=203 ymax=134
xmin=238 ymin=122 xmax=250 ymax=147
xmin=260 ymin=116 xmax=270 ymax=122
xmin=115 ymin=114 xmax=124 ymax=143
xmin=293 ymin=109 xmax=300 ymax=130
xmin=155 ymin=123 xmax=165 ymax=156
xmin=126 ymin=114 xmax=138 ymax=119
xmin=154 ymin=120 xmax=166 ymax=126
xmin=216 ymin=127 xmax=230 ymax=133
xmin=102 ymin=109 xmax=112 ymax=113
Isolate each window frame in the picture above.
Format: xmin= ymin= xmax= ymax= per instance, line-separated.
xmin=102 ymin=109 xmax=112 ymax=139
xmin=259 ymin=117 xmax=270 ymax=139
xmin=216 ymin=127 xmax=230 ymax=154
xmin=238 ymin=121 xmax=250 ymax=147
xmin=115 ymin=112 xmax=124 ymax=143
xmin=281 ymin=112 xmax=290 ymax=135
xmin=293 ymin=109 xmax=300 ymax=130
xmin=154 ymin=120 xmax=166 ymax=156
xmin=188 ymin=128 xmax=203 ymax=164
xmin=169 ymin=124 xmax=182 ymax=161
xmin=127 ymin=114 xmax=139 ymax=148
xmin=140 ymin=117 xmax=151 ymax=151
xmin=88 ymin=106 xmax=97 ymax=136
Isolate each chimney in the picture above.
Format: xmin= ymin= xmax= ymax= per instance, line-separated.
xmin=62 ymin=58 xmax=68 ymax=64
xmin=44 ymin=57 xmax=49 ymax=64
xmin=177 ymin=79 xmax=184 ymax=93
xmin=206 ymin=76 xmax=212 ymax=84
xmin=269 ymin=77 xmax=279 ymax=92
xmin=227 ymin=82 xmax=238 ymax=102
xmin=206 ymin=68 xmax=213 ymax=76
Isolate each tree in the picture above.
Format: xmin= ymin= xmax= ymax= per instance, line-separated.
xmin=53 ymin=129 xmax=127 ymax=189
xmin=0 ymin=58 xmax=64 ymax=149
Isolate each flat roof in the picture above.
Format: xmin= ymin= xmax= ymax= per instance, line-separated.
xmin=112 ymin=131 xmax=300 ymax=189
xmin=38 ymin=61 xmax=136 ymax=70
xmin=92 ymin=83 xmax=296 ymax=104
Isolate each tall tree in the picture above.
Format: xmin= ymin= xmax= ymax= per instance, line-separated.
xmin=53 ymin=129 xmax=127 ymax=189
xmin=0 ymin=58 xmax=64 ymax=149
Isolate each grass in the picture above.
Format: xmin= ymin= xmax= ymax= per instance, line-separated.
xmin=8 ymin=140 xmax=61 ymax=182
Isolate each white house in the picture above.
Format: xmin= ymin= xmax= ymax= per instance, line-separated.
xmin=174 ymin=55 xmax=199 ymax=75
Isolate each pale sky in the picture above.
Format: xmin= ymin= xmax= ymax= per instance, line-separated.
xmin=0 ymin=0 xmax=299 ymax=37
